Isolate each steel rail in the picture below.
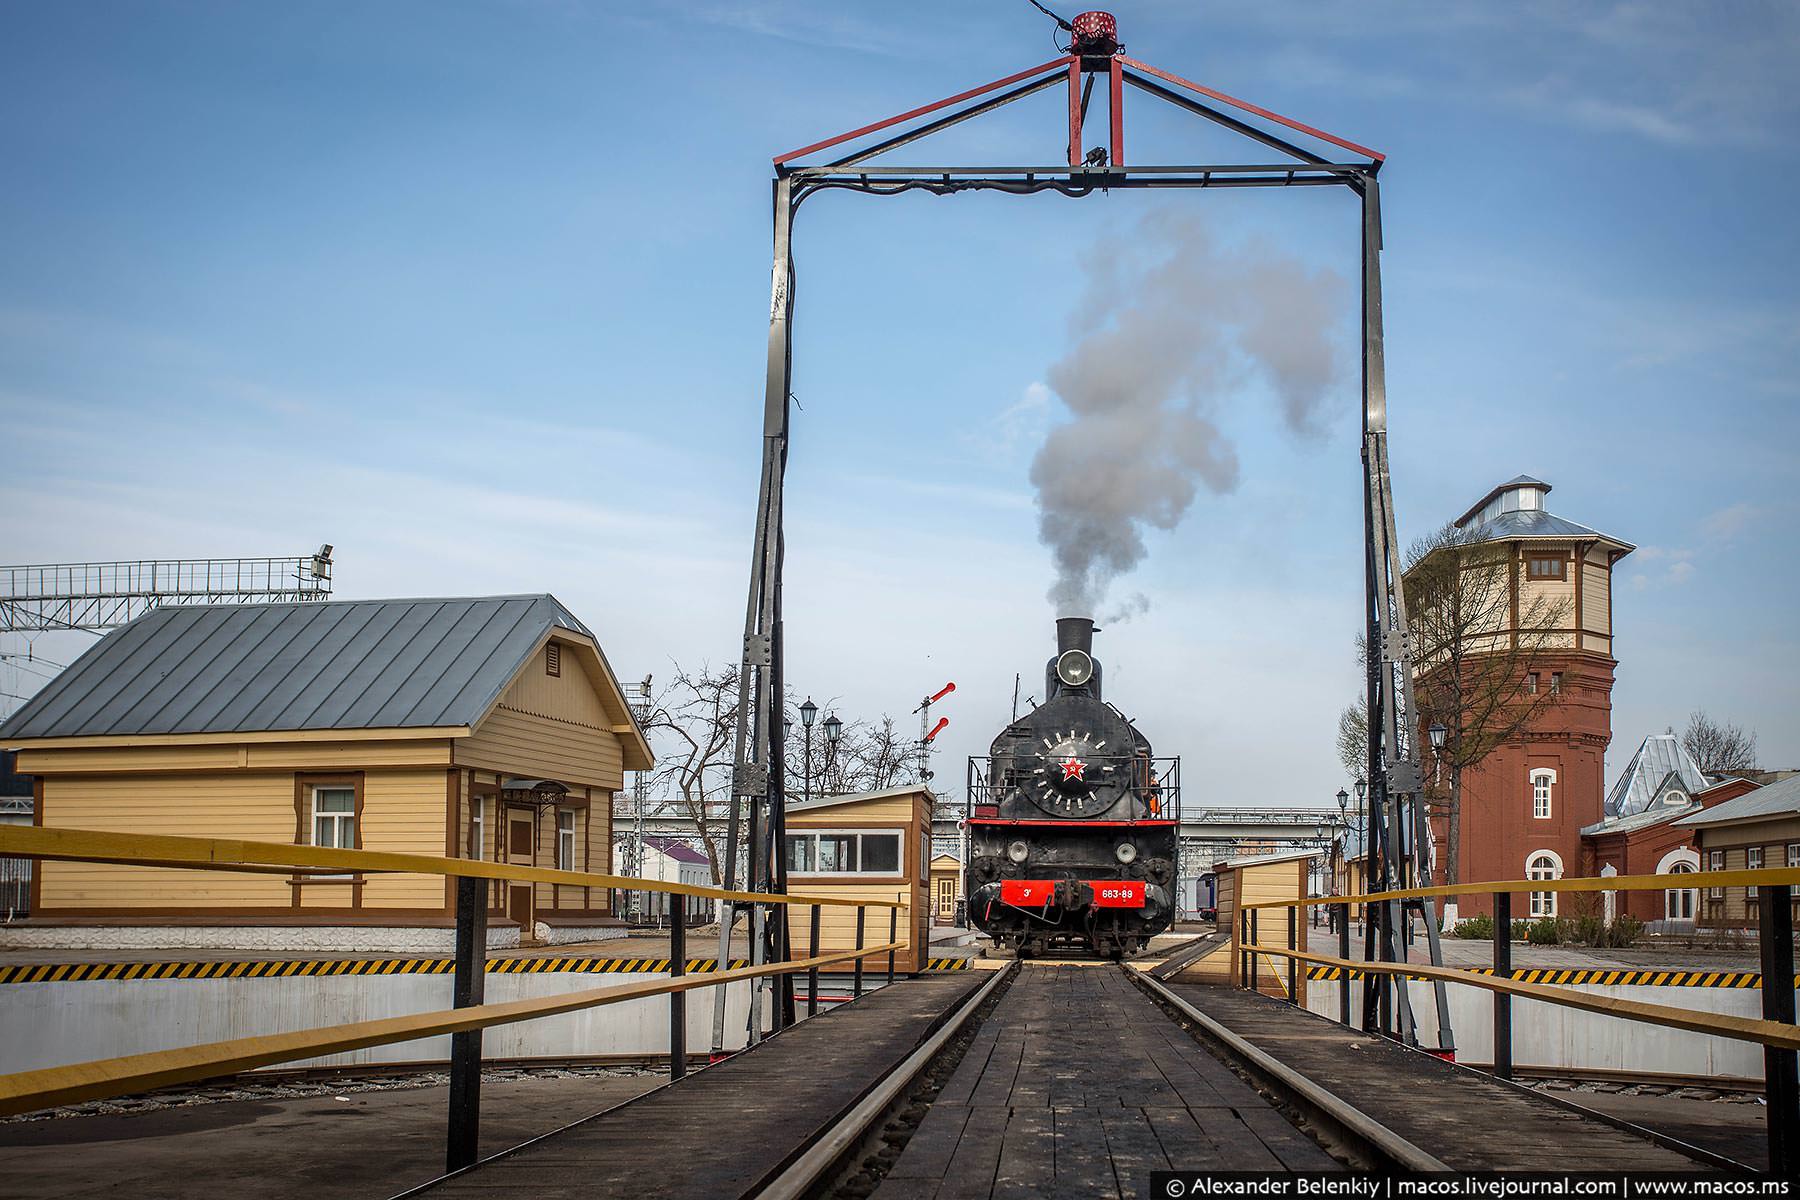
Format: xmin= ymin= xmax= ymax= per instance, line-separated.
xmin=0 ymin=824 xmax=904 ymax=908
xmin=0 ymin=941 xmax=904 ymax=1118
xmin=753 ymin=963 xmax=1015 ymax=1200
xmin=1240 ymin=941 xmax=1800 ymax=1051
xmin=1130 ymin=968 xmax=1448 ymax=1171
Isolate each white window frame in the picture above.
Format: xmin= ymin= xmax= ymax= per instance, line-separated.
xmin=1530 ymin=768 xmax=1556 ymax=820
xmin=1658 ymin=848 xmax=1700 ymax=922
xmin=1707 ymin=849 xmax=1726 ymax=899
xmin=784 ymin=828 xmax=905 ymax=877
xmin=471 ymin=796 xmax=486 ymax=860
xmin=1788 ymin=843 xmax=1800 ymax=870
xmin=556 ymin=809 xmax=577 ymax=871
xmin=1527 ymin=850 xmax=1562 ymax=918
xmin=311 ymin=785 xmax=356 ymax=850
xmin=1747 ymin=847 xmax=1763 ymax=898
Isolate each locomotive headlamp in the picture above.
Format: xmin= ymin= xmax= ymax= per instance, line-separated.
xmin=1114 ymin=841 xmax=1137 ymax=864
xmin=1055 ymin=648 xmax=1093 ymax=688
xmin=1007 ymin=840 xmax=1030 ymax=864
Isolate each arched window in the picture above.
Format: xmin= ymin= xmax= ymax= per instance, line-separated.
xmin=1664 ymin=862 xmax=1696 ymax=921
xmin=1663 ymin=789 xmax=1688 ymax=807
xmin=1527 ymin=850 xmax=1562 ymax=917
xmin=1530 ymin=768 xmax=1556 ymax=820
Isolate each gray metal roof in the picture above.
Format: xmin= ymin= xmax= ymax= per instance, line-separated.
xmin=1462 ymin=508 xmax=1634 ymax=548
xmin=1675 ymin=774 xmax=1800 ymax=828
xmin=1581 ymin=800 xmax=1698 ymax=838
xmin=1605 ymin=734 xmax=1709 ymax=817
xmin=0 ymin=595 xmax=592 ymax=740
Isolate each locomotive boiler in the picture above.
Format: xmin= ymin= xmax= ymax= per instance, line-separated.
xmin=965 ymin=617 xmax=1180 ymax=957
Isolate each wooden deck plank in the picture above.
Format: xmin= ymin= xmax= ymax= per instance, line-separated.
xmin=418 ymin=973 xmax=984 ymax=1199
xmin=1163 ymin=983 xmax=1711 ymax=1173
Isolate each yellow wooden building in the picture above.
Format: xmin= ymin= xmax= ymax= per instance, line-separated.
xmin=781 ymin=785 xmax=932 ymax=974
xmin=0 ymin=595 xmax=651 ymax=951
xmin=928 ymin=852 xmax=962 ymax=923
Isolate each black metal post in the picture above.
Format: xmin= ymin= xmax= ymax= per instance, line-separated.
xmin=1494 ymin=891 xmax=1513 ymax=1081
xmin=807 ymin=903 xmax=821 ymax=1017
xmin=669 ymin=906 xmax=687 ymax=1081
xmin=1240 ymin=905 xmax=1250 ymax=988
xmin=1338 ymin=903 xmax=1351 ymax=1026
xmin=1759 ymin=882 xmax=1796 ymax=1177
xmin=1250 ymin=908 xmax=1259 ymax=994
xmin=887 ymin=904 xmax=898 ymax=986
xmin=852 ymin=906 xmax=865 ymax=998
xmin=1286 ymin=905 xmax=1298 ymax=1005
xmin=447 ymin=876 xmax=487 ymax=1174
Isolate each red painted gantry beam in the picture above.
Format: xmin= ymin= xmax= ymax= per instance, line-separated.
xmin=771 ymin=51 xmax=1382 ymax=169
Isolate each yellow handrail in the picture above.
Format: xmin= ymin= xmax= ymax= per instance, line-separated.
xmin=0 ymin=825 xmax=907 ymax=908
xmin=1246 ymin=865 xmax=1800 ymax=910
xmin=0 ymin=942 xmax=905 ymax=1118
xmin=1240 ymin=940 xmax=1800 ymax=1052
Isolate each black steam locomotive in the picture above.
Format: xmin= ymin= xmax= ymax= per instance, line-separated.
xmin=965 ymin=618 xmax=1179 ymax=958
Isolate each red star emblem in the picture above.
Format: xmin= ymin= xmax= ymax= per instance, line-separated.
xmin=1060 ymin=757 xmax=1087 ymax=782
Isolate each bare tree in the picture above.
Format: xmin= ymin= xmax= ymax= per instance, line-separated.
xmin=1336 ymin=696 xmax=1368 ymax=784
xmin=1681 ymin=710 xmax=1758 ymax=777
xmin=1401 ymin=523 xmax=1572 ymax=890
xmin=637 ymin=663 xmax=740 ymax=884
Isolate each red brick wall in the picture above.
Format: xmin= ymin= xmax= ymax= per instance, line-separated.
xmin=1427 ymin=653 xmax=1614 ymax=919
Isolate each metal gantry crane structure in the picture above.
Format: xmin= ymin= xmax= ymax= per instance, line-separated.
xmin=714 ymin=9 xmax=1453 ymax=1055
xmin=0 ymin=546 xmax=334 ymax=633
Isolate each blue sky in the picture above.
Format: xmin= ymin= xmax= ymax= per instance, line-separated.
xmin=2 ymin=2 xmax=1795 ymax=803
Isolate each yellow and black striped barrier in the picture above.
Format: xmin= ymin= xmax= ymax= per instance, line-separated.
xmin=1304 ymin=964 xmax=1793 ymax=989
xmin=0 ymin=954 xmax=972 ymax=985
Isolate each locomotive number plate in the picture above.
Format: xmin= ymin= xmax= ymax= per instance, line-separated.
xmin=1091 ymin=882 xmax=1145 ymax=908
xmin=1000 ymin=880 xmax=1055 ymax=907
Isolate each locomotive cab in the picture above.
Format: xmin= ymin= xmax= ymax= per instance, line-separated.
xmin=965 ymin=618 xmax=1180 ymax=958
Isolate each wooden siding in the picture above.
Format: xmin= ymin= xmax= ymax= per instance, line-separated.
xmin=453 ymin=645 xmax=626 ymax=792
xmin=1583 ymin=551 xmax=1612 ymax=638
xmin=783 ymin=791 xmax=932 ymax=972
xmin=38 ymin=769 xmax=455 ymax=912
xmin=1222 ymin=858 xmax=1309 ymax=1000
xmin=15 ymin=739 xmax=453 ymax=777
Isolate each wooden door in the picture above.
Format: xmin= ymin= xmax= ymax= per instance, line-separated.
xmin=506 ymin=811 xmax=535 ymax=940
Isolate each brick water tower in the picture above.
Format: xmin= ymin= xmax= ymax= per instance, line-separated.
xmin=1406 ymin=477 xmax=1634 ymax=921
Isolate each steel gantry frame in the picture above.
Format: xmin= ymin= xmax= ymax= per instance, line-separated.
xmin=715 ymin=17 xmax=1453 ymax=1055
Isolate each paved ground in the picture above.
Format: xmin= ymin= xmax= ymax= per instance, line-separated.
xmin=0 ymin=1073 xmax=663 ymax=1199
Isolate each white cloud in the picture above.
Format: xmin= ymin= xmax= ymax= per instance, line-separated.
xmin=1701 ymin=503 xmax=1759 ymax=540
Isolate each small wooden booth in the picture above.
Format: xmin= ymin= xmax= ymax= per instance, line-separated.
xmin=928 ymin=852 xmax=962 ymax=924
xmin=1217 ymin=849 xmax=1315 ymax=1001
xmin=782 ymin=785 xmax=932 ymax=974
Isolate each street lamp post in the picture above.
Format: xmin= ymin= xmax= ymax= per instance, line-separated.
xmin=822 ymin=712 xmax=842 ymax=797
xmin=799 ymin=697 xmax=818 ymax=805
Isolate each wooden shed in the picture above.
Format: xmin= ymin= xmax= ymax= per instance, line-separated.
xmin=781 ymin=785 xmax=933 ymax=974
xmin=1217 ymin=849 xmax=1315 ymax=1001
xmin=928 ymin=852 xmax=962 ymax=924
xmin=0 ymin=595 xmax=652 ymax=951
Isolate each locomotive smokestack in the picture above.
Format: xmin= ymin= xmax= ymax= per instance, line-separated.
xmin=1056 ymin=616 xmax=1097 ymax=658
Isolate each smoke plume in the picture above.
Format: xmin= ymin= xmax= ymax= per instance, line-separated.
xmin=1031 ymin=212 xmax=1344 ymax=616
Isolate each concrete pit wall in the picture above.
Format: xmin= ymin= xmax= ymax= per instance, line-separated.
xmin=1304 ymin=977 xmax=1773 ymax=1081
xmin=0 ymin=971 xmax=757 ymax=1077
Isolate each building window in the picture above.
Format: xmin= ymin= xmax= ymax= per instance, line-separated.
xmin=1528 ymin=555 xmax=1566 ymax=580
xmin=546 ymin=643 xmax=561 ymax=677
xmin=556 ymin=810 xmax=576 ymax=871
xmin=1707 ymin=849 xmax=1725 ymax=898
xmin=311 ymin=786 xmax=356 ymax=849
xmin=470 ymin=797 xmax=486 ymax=860
xmin=1526 ymin=673 xmax=1539 ymax=694
xmin=1664 ymin=862 xmax=1695 ymax=921
xmin=1528 ymin=852 xmax=1561 ymax=917
xmin=1747 ymin=847 xmax=1762 ymax=898
xmin=1549 ymin=672 xmax=1562 ymax=695
xmin=1789 ymin=843 xmax=1800 ymax=870
xmin=784 ymin=829 xmax=903 ymax=875
xmin=1530 ymin=769 xmax=1555 ymax=820
xmin=1662 ymin=790 xmax=1688 ymax=808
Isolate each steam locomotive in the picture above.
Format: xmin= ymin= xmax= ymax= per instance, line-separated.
xmin=964 ymin=618 xmax=1179 ymax=958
